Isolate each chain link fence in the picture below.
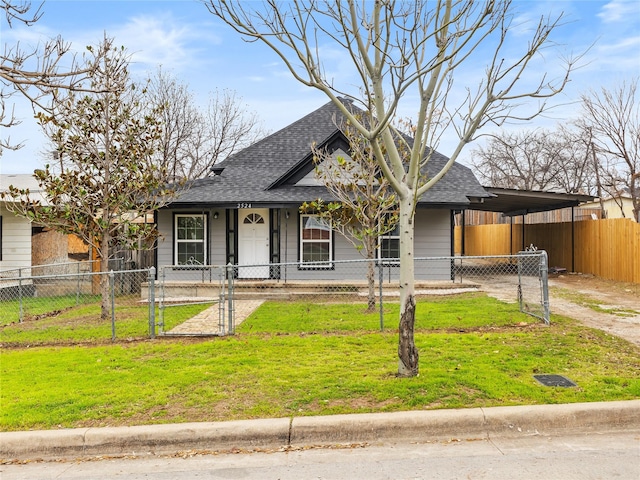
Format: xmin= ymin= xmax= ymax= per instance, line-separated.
xmin=0 ymin=258 xmax=132 ymax=280
xmin=157 ymin=251 xmax=550 ymax=334
xmin=0 ymin=266 xmax=155 ymax=342
xmin=1 ymin=252 xmax=550 ymax=344
xmin=451 ymin=251 xmax=550 ymax=324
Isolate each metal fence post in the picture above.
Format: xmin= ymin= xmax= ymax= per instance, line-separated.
xmin=517 ymin=253 xmax=524 ymax=313
xmin=218 ymin=266 xmax=226 ymax=335
xmin=540 ymin=251 xmax=550 ymax=325
xmin=109 ymin=271 xmax=116 ymax=341
xmin=378 ymin=261 xmax=384 ymax=331
xmin=148 ymin=267 xmax=156 ymax=339
xmin=76 ymin=261 xmax=81 ymax=305
xmin=227 ymin=263 xmax=235 ymax=334
xmin=18 ymin=269 xmax=23 ymax=323
xmin=158 ymin=266 xmax=165 ymax=335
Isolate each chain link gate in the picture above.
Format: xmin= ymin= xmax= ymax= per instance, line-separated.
xmin=450 ymin=251 xmax=550 ymax=324
xmin=517 ymin=249 xmax=550 ymax=324
xmin=156 ymin=264 xmax=235 ymax=336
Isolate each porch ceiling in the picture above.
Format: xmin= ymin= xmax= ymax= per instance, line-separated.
xmin=468 ymin=187 xmax=596 ymax=217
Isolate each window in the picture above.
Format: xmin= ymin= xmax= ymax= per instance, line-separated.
xmin=243 ymin=213 xmax=265 ymax=225
xmin=300 ymin=214 xmax=332 ymax=267
xmin=175 ymin=214 xmax=207 ymax=265
xmin=378 ymin=224 xmax=400 ymax=264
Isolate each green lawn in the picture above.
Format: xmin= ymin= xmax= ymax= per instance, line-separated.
xmin=0 ymin=299 xmax=211 ymax=345
xmin=0 ymin=294 xmax=102 ymax=326
xmin=1 ymin=293 xmax=639 ymax=431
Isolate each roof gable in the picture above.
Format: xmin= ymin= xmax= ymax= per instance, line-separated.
xmin=268 ymin=129 xmax=350 ymax=189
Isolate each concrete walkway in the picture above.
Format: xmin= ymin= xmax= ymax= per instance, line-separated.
xmin=164 ymin=299 xmax=264 ymax=335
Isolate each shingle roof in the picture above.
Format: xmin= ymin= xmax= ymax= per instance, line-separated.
xmin=167 ymin=99 xmax=489 ymax=208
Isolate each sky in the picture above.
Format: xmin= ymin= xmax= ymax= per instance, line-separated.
xmin=1 ymin=0 xmax=639 ymax=175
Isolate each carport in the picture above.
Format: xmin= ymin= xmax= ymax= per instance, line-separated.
xmin=460 ymin=187 xmax=596 ymax=272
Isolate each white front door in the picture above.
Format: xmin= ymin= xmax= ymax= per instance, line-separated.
xmin=238 ymin=209 xmax=270 ymax=278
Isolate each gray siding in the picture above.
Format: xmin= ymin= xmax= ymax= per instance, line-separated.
xmin=156 ymin=209 xmax=173 ymax=269
xmin=209 ymin=210 xmax=227 ymax=266
xmin=277 ymin=208 xmax=452 ymax=281
xmin=157 ymin=207 xmax=453 ymax=282
xmin=414 ymin=209 xmax=451 ymax=257
xmin=414 ymin=209 xmax=452 ymax=281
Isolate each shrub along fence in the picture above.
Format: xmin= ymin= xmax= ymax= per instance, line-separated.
xmin=455 ymin=218 xmax=640 ymax=284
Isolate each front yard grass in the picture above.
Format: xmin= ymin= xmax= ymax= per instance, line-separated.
xmin=1 ymin=293 xmax=639 ymax=431
xmin=0 ymin=300 xmax=211 ymax=345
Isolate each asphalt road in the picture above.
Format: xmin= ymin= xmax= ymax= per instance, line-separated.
xmin=3 ymin=430 xmax=639 ymax=480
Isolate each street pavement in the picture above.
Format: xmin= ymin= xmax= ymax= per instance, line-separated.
xmin=2 ymin=430 xmax=639 ymax=479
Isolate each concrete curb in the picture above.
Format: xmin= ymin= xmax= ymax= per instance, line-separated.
xmin=2 ymin=400 xmax=639 ymax=460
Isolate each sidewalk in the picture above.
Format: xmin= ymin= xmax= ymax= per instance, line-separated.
xmin=2 ymin=400 xmax=639 ymax=460
xmin=164 ymin=299 xmax=264 ymax=335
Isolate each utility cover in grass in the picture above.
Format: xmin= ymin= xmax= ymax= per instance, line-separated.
xmin=533 ymin=374 xmax=577 ymax=387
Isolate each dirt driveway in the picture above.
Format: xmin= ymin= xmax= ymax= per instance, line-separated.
xmin=483 ymin=274 xmax=640 ymax=348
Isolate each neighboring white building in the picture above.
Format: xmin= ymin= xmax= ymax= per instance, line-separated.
xmin=582 ymin=195 xmax=636 ymax=221
xmin=0 ymin=174 xmax=49 ymax=272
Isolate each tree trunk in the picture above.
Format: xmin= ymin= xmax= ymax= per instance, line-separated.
xmin=397 ymin=195 xmax=418 ymax=377
xmin=100 ymin=257 xmax=110 ymax=320
xmin=101 ymin=91 xmax=111 ymax=321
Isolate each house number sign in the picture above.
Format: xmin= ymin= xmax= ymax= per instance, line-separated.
xmin=236 ymin=203 xmax=252 ymax=209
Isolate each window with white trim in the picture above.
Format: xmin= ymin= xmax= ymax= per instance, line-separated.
xmin=378 ymin=224 xmax=400 ymax=264
xmin=300 ymin=214 xmax=332 ymax=267
xmin=175 ymin=214 xmax=207 ymax=265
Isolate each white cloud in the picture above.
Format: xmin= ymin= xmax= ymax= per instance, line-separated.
xmin=109 ymin=14 xmax=221 ymax=73
xmin=2 ymin=10 xmax=222 ymax=75
xmin=597 ymin=0 xmax=639 ymax=23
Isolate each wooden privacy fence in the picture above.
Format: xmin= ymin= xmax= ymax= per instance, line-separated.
xmin=454 ymin=218 xmax=640 ymax=284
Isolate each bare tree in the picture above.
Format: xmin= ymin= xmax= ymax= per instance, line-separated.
xmin=552 ymin=125 xmax=597 ymax=195
xmin=145 ymin=69 xmax=202 ymax=181
xmin=3 ymin=40 xmax=179 ymax=319
xmin=205 ymin=0 xmax=574 ymax=376
xmin=301 ymin=114 xmax=398 ymax=311
xmin=471 ymin=126 xmax=595 ymax=194
xmin=198 ymin=88 xmax=268 ymax=178
xmin=146 ymin=69 xmax=267 ymax=180
xmin=1 ymin=0 xmax=110 ymax=151
xmin=578 ymin=78 xmax=639 ymax=222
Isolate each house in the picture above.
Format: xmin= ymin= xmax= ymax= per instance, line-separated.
xmin=1 ymin=175 xmax=32 ymax=272
xmin=581 ymin=195 xmax=637 ymax=221
xmin=156 ymin=99 xmax=491 ymax=281
xmin=0 ymin=174 xmax=72 ymax=275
